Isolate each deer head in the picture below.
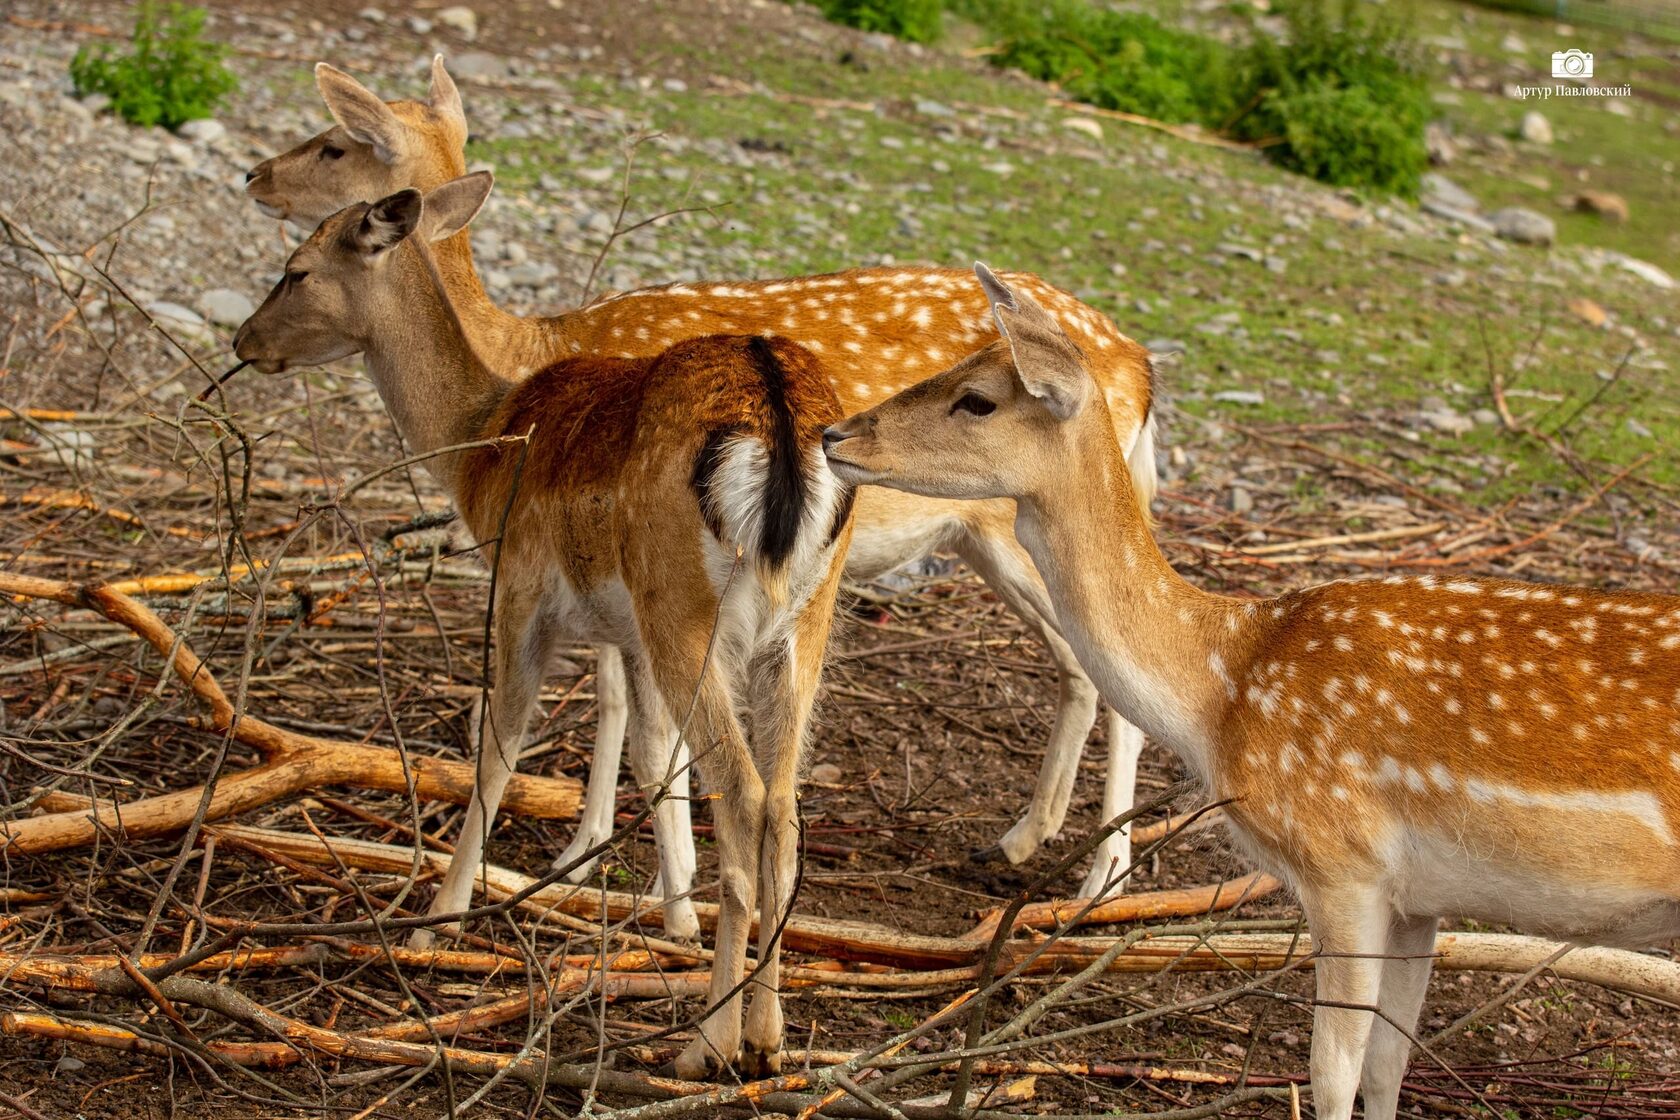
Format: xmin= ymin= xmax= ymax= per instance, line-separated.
xmin=822 ymin=263 xmax=1103 ymax=502
xmin=234 ymin=172 xmax=493 ymax=374
xmin=245 ymin=56 xmax=468 ymax=227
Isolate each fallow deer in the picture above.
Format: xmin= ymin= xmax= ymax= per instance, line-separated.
xmin=232 ymin=172 xmax=855 ymax=1078
xmin=822 ymin=264 xmax=1680 ymax=1120
xmin=244 ymin=57 xmax=1163 ymax=902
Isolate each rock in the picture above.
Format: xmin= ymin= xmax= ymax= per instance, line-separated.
xmin=981 ymin=161 xmax=1015 ymax=175
xmin=145 ymin=301 xmax=213 ymax=345
xmin=1420 ymin=201 xmax=1495 ymax=233
xmin=448 ymin=51 xmax=511 ymax=79
xmin=1501 ymin=32 xmax=1527 ymax=53
xmin=1519 ymin=110 xmax=1553 ymax=145
xmin=505 ymin=261 xmax=559 ymax=286
xmin=437 ymin=6 xmax=478 ymax=38
xmin=196 ymin=288 xmax=254 ymax=326
xmin=1228 ymin=486 xmax=1254 ymax=515
xmin=1424 ymin=121 xmax=1456 ymax=165
xmin=1421 ymin=408 xmax=1474 ymax=435
xmin=1610 ymin=254 xmax=1675 ymax=289
xmin=1572 ymin=190 xmax=1628 ymax=223
xmin=408 ymin=16 xmax=433 ymax=34
xmin=358 ymin=7 xmax=386 ymax=20
xmin=809 ymin=762 xmax=842 ymax=785
xmin=1060 ymin=116 xmax=1103 ymax=142
xmin=915 ymin=99 xmax=954 ymax=117
xmin=1626 ymin=418 xmax=1654 ymax=439
xmin=1488 ymin=207 xmax=1555 ymax=246
xmin=1420 ymin=172 xmax=1478 ymax=212
xmin=1472 ymin=408 xmax=1500 ymax=426
xmin=1216 ymin=242 xmax=1264 ymax=263
xmin=1212 ymin=390 xmax=1265 ymax=406
xmin=1146 ymin=338 xmax=1186 ymax=355
xmin=1567 ymin=297 xmax=1607 ymax=328
xmin=576 ymin=166 xmax=617 ymax=184
xmin=176 ymin=117 xmax=225 ymax=144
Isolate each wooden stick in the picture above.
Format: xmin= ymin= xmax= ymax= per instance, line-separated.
xmin=206 ymin=826 xmax=1270 ymax=968
xmin=0 ymin=572 xmax=579 ymax=855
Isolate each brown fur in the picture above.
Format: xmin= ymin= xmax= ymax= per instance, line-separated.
xmin=235 ymin=182 xmax=853 ymax=1079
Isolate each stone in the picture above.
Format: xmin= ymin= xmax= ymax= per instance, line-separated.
xmin=176 ymin=118 xmax=225 ymax=144
xmin=1421 ymin=408 xmax=1474 ymax=435
xmin=145 ymin=301 xmax=212 ymax=344
xmin=1572 ymin=190 xmax=1628 ymax=223
xmin=809 ymin=762 xmax=843 ymax=785
xmin=1424 ymin=121 xmax=1456 ymax=165
xmin=1626 ymin=418 xmax=1654 ymax=439
xmin=358 ymin=7 xmax=386 ymax=20
xmin=1519 ymin=110 xmax=1552 ymax=145
xmin=1212 ymin=390 xmax=1265 ymax=405
xmin=1228 ymin=486 xmax=1254 ymax=515
xmin=915 ymin=99 xmax=954 ymax=117
xmin=981 ymin=161 xmax=1015 ymax=175
xmin=196 ymin=288 xmax=254 ymax=326
xmin=1611 ymin=254 xmax=1675 ymax=289
xmin=1472 ymin=409 xmax=1500 ymax=426
xmin=449 ymin=51 xmax=510 ymax=79
xmin=1420 ymin=172 xmax=1479 ymax=212
xmin=1567 ymin=297 xmax=1607 ymax=328
xmin=408 ymin=16 xmax=433 ymax=34
xmin=1488 ymin=207 xmax=1555 ymax=246
xmin=1060 ymin=116 xmax=1103 ymax=142
xmin=1145 ymin=338 xmax=1186 ymax=355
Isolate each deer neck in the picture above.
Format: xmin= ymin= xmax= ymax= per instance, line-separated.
xmin=430 ymin=230 xmax=576 ymax=379
xmin=358 ymin=243 xmax=505 ymax=497
xmin=1012 ymin=426 xmax=1251 ymax=778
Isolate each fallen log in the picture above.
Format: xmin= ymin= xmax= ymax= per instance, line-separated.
xmin=0 ymin=572 xmax=579 ymax=855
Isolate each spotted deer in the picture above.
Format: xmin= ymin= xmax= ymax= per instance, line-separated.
xmin=233 ymin=172 xmax=855 ymax=1079
xmin=245 ymin=57 xmax=1163 ymax=901
xmin=822 ymin=264 xmax=1680 ymax=1120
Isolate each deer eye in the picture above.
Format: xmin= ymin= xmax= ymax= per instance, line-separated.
xmin=951 ymin=392 xmax=996 ymax=417
xmin=320 ymin=145 xmax=345 ymax=160
xmin=284 ymin=270 xmax=309 ymax=286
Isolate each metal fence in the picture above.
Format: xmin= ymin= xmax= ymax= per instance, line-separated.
xmin=1461 ymin=0 xmax=1680 ymax=38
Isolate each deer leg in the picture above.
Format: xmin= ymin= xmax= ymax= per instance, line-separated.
xmin=554 ymin=644 xmax=629 ymax=883
xmin=1301 ymin=883 xmax=1390 ymax=1120
xmin=1359 ymin=914 xmax=1438 ymax=1120
xmin=417 ymin=589 xmax=554 ymax=948
xmin=741 ymin=565 xmax=844 ymax=1077
xmin=625 ymin=661 xmax=701 ymax=943
xmin=1077 ymin=710 xmax=1145 ymax=900
xmin=956 ymin=531 xmax=1104 ymax=869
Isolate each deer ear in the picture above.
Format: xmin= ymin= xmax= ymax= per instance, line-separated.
xmin=315 ymin=63 xmax=407 ymax=164
xmin=428 ymin=54 xmax=466 ymax=132
xmin=973 ymin=262 xmax=1091 ymax=422
xmin=352 ymin=190 xmax=424 ymax=256
xmin=421 ymin=172 xmax=492 ymax=242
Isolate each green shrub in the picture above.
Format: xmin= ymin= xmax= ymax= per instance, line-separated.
xmin=810 ymin=0 xmax=944 ymax=43
xmin=980 ymin=1 xmax=1240 ymax=124
xmin=1232 ymin=0 xmax=1431 ymax=195
xmin=69 ymin=2 xmax=237 ymax=129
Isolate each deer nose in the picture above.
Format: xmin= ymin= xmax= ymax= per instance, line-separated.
xmin=821 ymin=425 xmax=848 ymax=451
xmin=245 ymin=169 xmax=258 ymax=183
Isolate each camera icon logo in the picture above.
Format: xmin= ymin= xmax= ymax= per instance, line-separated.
xmin=1552 ymin=48 xmax=1594 ymax=79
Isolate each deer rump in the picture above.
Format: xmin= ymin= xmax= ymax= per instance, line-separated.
xmin=457 ymin=333 xmax=850 ymax=650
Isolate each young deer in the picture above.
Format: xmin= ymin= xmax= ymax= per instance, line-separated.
xmin=822 ymin=264 xmax=1680 ymax=1120
xmin=233 ymin=173 xmax=855 ymax=1078
xmin=244 ymin=57 xmax=1162 ymax=899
